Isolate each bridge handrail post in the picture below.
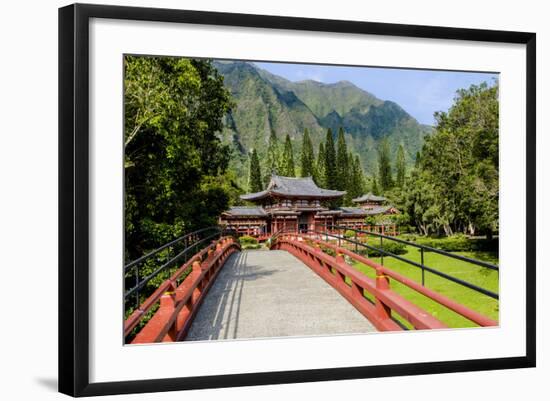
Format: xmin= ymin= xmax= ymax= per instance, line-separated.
xmin=421 ymin=247 xmax=425 ymax=286
xmin=335 ymin=248 xmax=345 ymax=265
xmin=380 ymin=235 xmax=384 ymax=266
xmin=375 ymin=266 xmax=391 ymax=321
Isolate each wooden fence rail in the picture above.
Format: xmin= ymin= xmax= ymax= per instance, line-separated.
xmin=125 ymin=237 xmax=240 ymax=343
xmin=271 ymin=234 xmax=497 ymax=331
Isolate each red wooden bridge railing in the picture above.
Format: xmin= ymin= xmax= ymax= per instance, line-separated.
xmin=271 ymin=233 xmax=498 ymax=331
xmin=125 ymin=236 xmax=240 ymax=343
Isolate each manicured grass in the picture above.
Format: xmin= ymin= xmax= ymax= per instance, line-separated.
xmin=350 ymin=245 xmax=499 ymax=329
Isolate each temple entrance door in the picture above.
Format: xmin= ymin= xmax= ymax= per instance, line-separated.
xmin=298 ymin=213 xmax=309 ymax=233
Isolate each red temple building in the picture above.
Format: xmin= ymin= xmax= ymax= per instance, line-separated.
xmin=220 ymin=175 xmax=399 ymax=238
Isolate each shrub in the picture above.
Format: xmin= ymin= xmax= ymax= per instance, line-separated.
xmin=415 ymin=234 xmax=471 ymax=252
xmin=399 ymin=233 xmax=418 ymax=242
xmin=359 ymin=240 xmax=407 ymax=257
xmin=239 ymin=235 xmax=258 ymax=246
xmin=344 ymin=230 xmax=356 ymax=239
xmin=239 ymin=235 xmax=262 ymax=250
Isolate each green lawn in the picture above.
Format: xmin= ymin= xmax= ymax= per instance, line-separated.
xmin=350 ymin=245 xmax=499 ymax=329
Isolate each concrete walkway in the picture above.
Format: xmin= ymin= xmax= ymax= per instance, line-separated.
xmin=186 ymin=249 xmax=376 ymax=341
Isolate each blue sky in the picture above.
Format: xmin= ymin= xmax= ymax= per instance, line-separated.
xmin=255 ymin=62 xmax=498 ymax=125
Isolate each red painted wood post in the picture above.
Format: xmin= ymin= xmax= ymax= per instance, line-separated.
xmin=160 ymin=292 xmax=177 ymax=342
xmin=191 ymin=260 xmax=202 ymax=303
xmin=335 ymin=249 xmax=345 ymax=264
xmin=335 ymin=249 xmax=347 ymax=283
xmin=375 ymin=267 xmax=392 ymax=321
xmin=176 ymin=298 xmax=193 ymax=335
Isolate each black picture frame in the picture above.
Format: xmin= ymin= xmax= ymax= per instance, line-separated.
xmin=59 ymin=3 xmax=536 ymax=397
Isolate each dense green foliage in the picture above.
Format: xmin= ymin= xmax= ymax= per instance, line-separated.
xmin=378 ymin=138 xmax=394 ymax=191
xmin=323 ymin=128 xmax=338 ymax=189
xmin=264 ymin=130 xmax=281 ymax=184
xmin=347 ymin=155 xmax=366 ymax=202
xmin=315 ymin=142 xmax=326 ymax=187
xmin=336 ymin=127 xmax=349 ymax=193
xmin=280 ymin=134 xmax=296 ymax=176
xmin=358 ymin=240 xmax=407 ymax=257
xmin=371 ymin=175 xmax=380 ymax=195
xmin=396 ymin=144 xmax=406 ymax=188
xmin=239 ymin=235 xmax=261 ymax=249
xmin=400 ymin=234 xmax=498 ymax=254
xmin=300 ymin=128 xmax=316 ymax=178
xmin=124 ymin=56 xmax=232 ymax=261
xmin=248 ymin=148 xmax=263 ymax=193
xmin=402 ymin=82 xmax=499 ymax=237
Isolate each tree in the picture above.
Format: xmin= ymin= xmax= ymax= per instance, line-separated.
xmin=404 ymin=81 xmax=499 ymax=237
xmin=346 ymin=155 xmax=365 ymax=204
xmin=280 ymin=134 xmax=296 ymax=177
xmin=248 ymin=148 xmax=263 ymax=193
xmin=371 ymin=174 xmax=380 ymax=195
xmin=336 ymin=127 xmax=349 ymax=192
xmin=315 ymin=142 xmax=326 ymax=187
xmin=396 ymin=144 xmax=406 ymax=188
xmin=300 ymin=128 xmax=315 ymax=178
xmin=124 ymin=56 xmax=232 ymax=263
xmin=264 ymin=129 xmax=280 ymax=184
xmin=415 ymin=151 xmax=422 ymax=168
xmin=378 ymin=138 xmax=394 ymax=191
xmin=323 ymin=128 xmax=338 ymax=189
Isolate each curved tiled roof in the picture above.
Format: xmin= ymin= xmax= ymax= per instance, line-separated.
xmin=352 ymin=192 xmax=387 ymax=203
xmin=221 ymin=206 xmax=267 ymax=217
xmin=240 ymin=175 xmax=346 ymax=201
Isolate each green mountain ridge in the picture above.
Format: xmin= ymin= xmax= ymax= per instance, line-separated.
xmin=213 ymin=60 xmax=432 ymax=185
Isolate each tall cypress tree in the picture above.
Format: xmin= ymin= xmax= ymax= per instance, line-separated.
xmin=248 ymin=148 xmax=263 ymax=193
xmin=372 ymin=174 xmax=380 ymax=195
xmin=346 ymin=154 xmax=365 ymax=205
xmin=415 ymin=151 xmax=422 ymax=168
xmin=264 ymin=130 xmax=280 ymax=184
xmin=336 ymin=127 xmax=349 ymax=192
xmin=323 ymin=128 xmax=337 ymax=189
xmin=396 ymin=144 xmax=406 ymax=188
xmin=378 ymin=138 xmax=393 ymax=191
xmin=280 ymin=134 xmax=296 ymax=177
xmin=300 ymin=128 xmax=315 ymax=178
xmin=316 ymin=142 xmax=326 ymax=187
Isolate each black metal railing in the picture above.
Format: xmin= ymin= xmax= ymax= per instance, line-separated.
xmin=272 ymin=226 xmax=499 ymax=300
xmin=124 ymin=226 xmax=236 ymax=312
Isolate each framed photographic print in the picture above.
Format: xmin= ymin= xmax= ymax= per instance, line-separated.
xmin=58 ymin=3 xmax=536 ymax=397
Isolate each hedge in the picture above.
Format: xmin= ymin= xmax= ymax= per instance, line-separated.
xmin=358 ymin=240 xmax=407 ymax=257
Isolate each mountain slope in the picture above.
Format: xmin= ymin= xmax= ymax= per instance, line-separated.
xmin=214 ymin=60 xmax=431 ymax=181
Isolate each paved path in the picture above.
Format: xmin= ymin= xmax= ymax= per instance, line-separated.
xmin=186 ymin=249 xmax=376 ymax=341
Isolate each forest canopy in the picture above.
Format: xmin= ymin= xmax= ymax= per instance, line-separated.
xmin=401 ymin=82 xmax=499 ymax=237
xmin=124 ymin=56 xmax=233 ymax=261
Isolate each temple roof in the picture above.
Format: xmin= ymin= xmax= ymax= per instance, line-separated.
xmin=339 ymin=207 xmax=368 ymax=216
xmin=240 ymin=175 xmax=346 ymax=201
xmin=221 ymin=206 xmax=267 ymax=217
xmin=337 ymin=206 xmax=392 ymax=216
xmin=352 ymin=192 xmax=387 ymax=203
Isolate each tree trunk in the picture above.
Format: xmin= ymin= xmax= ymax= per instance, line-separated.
xmin=468 ymin=222 xmax=475 ymax=236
